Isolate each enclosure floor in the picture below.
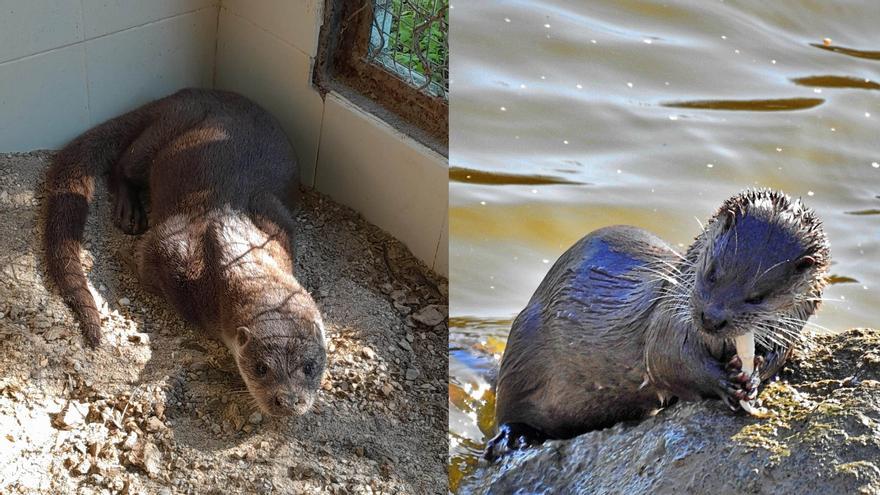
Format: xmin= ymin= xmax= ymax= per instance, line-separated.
xmin=0 ymin=151 xmax=447 ymax=494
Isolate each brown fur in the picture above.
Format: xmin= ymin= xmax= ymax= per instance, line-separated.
xmin=43 ymin=88 xmax=325 ymax=416
xmin=487 ymin=190 xmax=830 ymax=459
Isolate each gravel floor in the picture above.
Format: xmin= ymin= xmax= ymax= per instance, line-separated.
xmin=0 ymin=151 xmax=448 ymax=494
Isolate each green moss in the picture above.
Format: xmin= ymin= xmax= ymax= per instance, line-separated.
xmin=730 ymin=381 xmax=812 ymax=463
xmin=835 ymin=460 xmax=880 ymax=479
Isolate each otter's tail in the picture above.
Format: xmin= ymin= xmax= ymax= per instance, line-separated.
xmin=43 ymin=103 xmax=158 ymax=347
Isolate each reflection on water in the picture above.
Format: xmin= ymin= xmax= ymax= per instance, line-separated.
xmin=449 ymin=0 xmax=879 ymax=491
xmin=662 ymin=97 xmax=824 ymax=111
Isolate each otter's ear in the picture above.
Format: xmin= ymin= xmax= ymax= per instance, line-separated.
xmin=795 ymin=256 xmax=816 ymax=272
xmin=313 ymin=320 xmax=326 ymax=342
xmin=236 ymin=326 xmax=251 ymax=348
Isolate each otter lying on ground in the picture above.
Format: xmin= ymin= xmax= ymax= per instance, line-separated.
xmin=43 ymin=88 xmax=325 ymax=417
xmin=486 ymin=189 xmax=829 ymax=460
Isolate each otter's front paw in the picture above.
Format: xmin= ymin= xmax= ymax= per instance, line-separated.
xmin=483 ymin=423 xmax=547 ymax=462
xmin=718 ymin=355 xmax=764 ymax=411
xmin=112 ymin=184 xmax=147 ymax=235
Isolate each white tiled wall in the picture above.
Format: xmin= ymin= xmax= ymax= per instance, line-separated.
xmin=86 ymin=9 xmax=217 ymax=124
xmin=0 ymin=1 xmax=83 ymax=63
xmin=0 ymin=0 xmax=448 ymax=275
xmin=80 ymin=0 xmax=216 ymax=38
xmin=0 ymin=1 xmax=219 ymax=151
xmin=315 ymin=94 xmax=448 ymax=272
xmin=0 ymin=45 xmax=90 ymax=151
xmin=215 ymin=8 xmax=324 ymax=187
xmin=221 ymin=0 xmax=322 ymax=57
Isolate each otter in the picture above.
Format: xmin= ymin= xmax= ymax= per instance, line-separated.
xmin=485 ymin=189 xmax=829 ymax=460
xmin=43 ymin=88 xmax=325 ymax=417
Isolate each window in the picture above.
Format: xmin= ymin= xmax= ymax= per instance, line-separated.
xmin=314 ymin=0 xmax=449 ymax=154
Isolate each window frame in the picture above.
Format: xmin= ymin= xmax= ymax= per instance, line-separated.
xmin=313 ymin=0 xmax=448 ymax=155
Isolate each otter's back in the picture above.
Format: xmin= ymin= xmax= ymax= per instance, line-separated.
xmin=496 ymin=225 xmax=678 ymax=436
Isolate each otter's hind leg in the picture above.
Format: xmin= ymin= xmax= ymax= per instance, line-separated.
xmin=483 ymin=423 xmax=548 ymax=462
xmin=109 ymin=122 xmax=174 ymax=234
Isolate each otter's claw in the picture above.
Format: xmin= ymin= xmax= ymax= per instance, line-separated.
xmin=718 ymin=355 xmax=763 ymax=411
xmin=112 ymin=183 xmax=147 ymax=235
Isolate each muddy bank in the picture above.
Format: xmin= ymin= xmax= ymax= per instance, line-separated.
xmin=0 ymin=151 xmax=447 ymax=494
xmin=463 ymin=328 xmax=880 ymax=495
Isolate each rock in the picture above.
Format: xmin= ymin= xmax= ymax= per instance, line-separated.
xmin=381 ymin=384 xmax=394 ymax=397
xmin=248 ymin=412 xmax=263 ymax=425
xmin=53 ymin=401 xmax=88 ymax=430
xmin=118 ymin=297 xmax=131 ymax=306
xmin=405 ymin=368 xmax=419 ymax=381
xmin=44 ymin=326 xmax=66 ymax=341
xmin=144 ymin=416 xmax=163 ymax=432
xmin=462 ymin=329 xmax=880 ymax=495
xmin=74 ymin=458 xmax=92 ymax=476
xmin=412 ymin=305 xmax=446 ymax=327
xmin=362 ymin=346 xmax=376 ymax=360
xmin=129 ymin=440 xmax=162 ymax=477
xmin=122 ymin=431 xmax=138 ymax=450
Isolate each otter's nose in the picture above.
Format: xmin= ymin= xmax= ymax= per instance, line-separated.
xmin=700 ymin=308 xmax=728 ymax=332
xmin=275 ymin=393 xmax=296 ymax=409
xmin=273 ymin=393 xmax=301 ymax=409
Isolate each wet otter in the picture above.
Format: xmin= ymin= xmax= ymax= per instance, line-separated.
xmin=43 ymin=89 xmax=325 ymax=417
xmin=486 ymin=189 xmax=829 ymax=460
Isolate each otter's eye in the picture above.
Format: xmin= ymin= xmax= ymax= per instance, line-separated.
xmin=745 ymin=293 xmax=766 ymax=305
xmin=303 ymin=360 xmax=315 ymax=377
xmin=255 ymin=362 xmax=268 ymax=377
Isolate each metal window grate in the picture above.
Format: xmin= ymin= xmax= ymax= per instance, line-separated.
xmin=369 ymin=0 xmax=449 ymax=99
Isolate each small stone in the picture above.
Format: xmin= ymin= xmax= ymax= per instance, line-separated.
xmin=361 ymin=346 xmax=376 ymax=360
xmin=88 ymin=441 xmax=103 ymax=458
xmin=53 ymin=401 xmax=87 ymax=430
xmin=398 ymin=340 xmax=413 ymax=353
xmin=44 ymin=326 xmax=66 ymax=341
xmin=75 ymin=458 xmax=92 ymax=475
xmin=122 ymin=431 xmax=138 ymax=450
xmin=381 ymin=384 xmax=393 ymax=397
xmin=144 ymin=416 xmax=163 ymax=432
xmin=405 ymin=368 xmax=420 ymax=381
xmin=412 ymin=305 xmax=446 ymax=327
xmin=248 ymin=412 xmax=263 ymax=425
xmin=118 ymin=297 xmax=131 ymax=306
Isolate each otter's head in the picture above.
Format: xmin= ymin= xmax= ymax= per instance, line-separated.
xmin=686 ymin=189 xmax=829 ymax=341
xmin=232 ymin=314 xmax=326 ymax=417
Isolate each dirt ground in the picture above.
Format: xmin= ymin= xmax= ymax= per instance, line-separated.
xmin=0 ymin=151 xmax=448 ymax=494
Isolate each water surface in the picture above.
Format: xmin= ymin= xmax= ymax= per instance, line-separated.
xmin=449 ymin=1 xmax=880 ymax=491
